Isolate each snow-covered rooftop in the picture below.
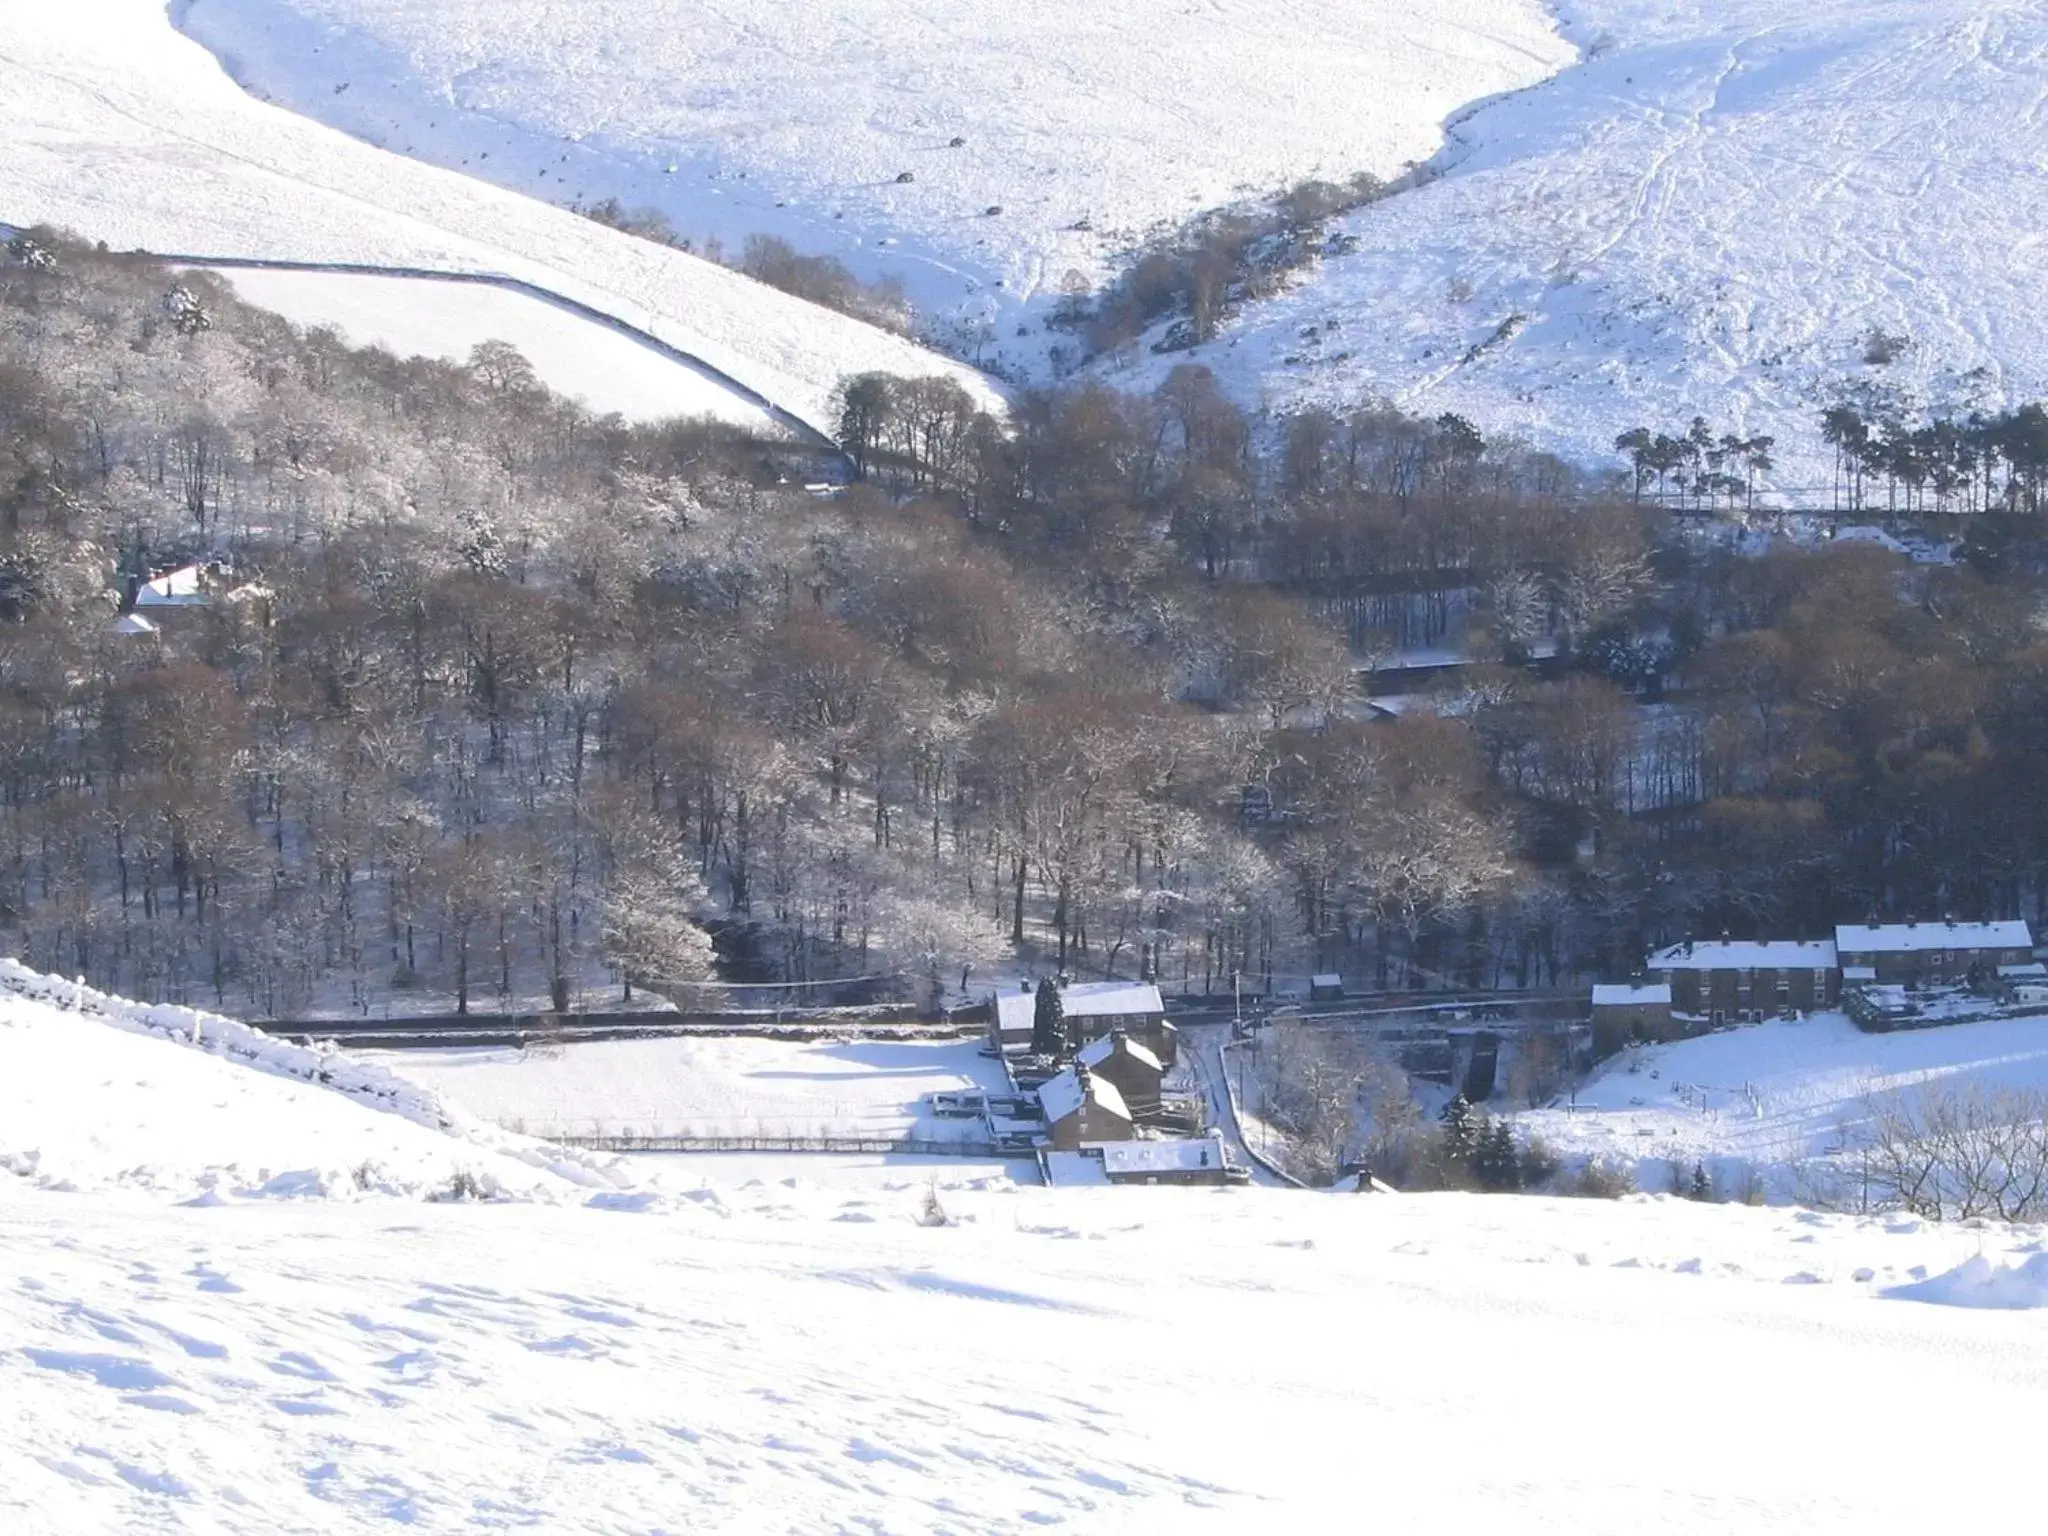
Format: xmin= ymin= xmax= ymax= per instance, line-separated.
xmin=1835 ymin=922 xmax=2033 ymax=955
xmin=1095 ymin=1136 xmax=1229 ymax=1177
xmin=1038 ymin=1149 xmax=1112 ymax=1187
xmin=1592 ymin=983 xmax=1671 ymax=1006
xmin=1061 ymin=981 xmax=1163 ymax=1018
xmin=1077 ymin=1033 xmax=1163 ymax=1074
xmin=1648 ymin=940 xmax=1838 ymax=971
xmin=1037 ymin=1067 xmax=1130 ymax=1126
xmin=133 ymin=564 xmax=210 ymax=607
xmin=109 ymin=612 xmax=159 ymax=635
xmin=991 ymin=989 xmax=1037 ymax=1035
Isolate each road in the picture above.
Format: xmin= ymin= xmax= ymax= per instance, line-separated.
xmin=1175 ymin=1022 xmax=1300 ymax=1189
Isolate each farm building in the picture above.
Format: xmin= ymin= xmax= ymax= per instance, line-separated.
xmin=1589 ymin=982 xmax=1675 ymax=1056
xmin=988 ymin=979 xmax=1174 ymax=1063
xmin=1062 ymin=980 xmax=1175 ymax=1066
xmin=1037 ymin=1064 xmax=1133 ymax=1150
xmin=1094 ymin=1135 xmax=1241 ymax=1186
xmin=1075 ymin=1031 xmax=1165 ymax=1118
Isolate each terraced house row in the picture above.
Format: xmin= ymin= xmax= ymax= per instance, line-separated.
xmin=1591 ymin=920 xmax=2042 ymax=1053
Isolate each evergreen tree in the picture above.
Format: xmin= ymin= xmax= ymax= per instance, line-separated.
xmin=1477 ymin=1121 xmax=1522 ymax=1192
xmin=1690 ymin=1161 xmax=1712 ymax=1202
xmin=1030 ymin=980 xmax=1065 ymax=1057
xmin=1440 ymin=1094 xmax=1480 ymax=1167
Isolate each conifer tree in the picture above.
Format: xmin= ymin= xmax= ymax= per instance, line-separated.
xmin=1479 ymin=1121 xmax=1521 ymax=1192
xmin=1690 ymin=1161 xmax=1712 ymax=1202
xmin=1030 ymin=980 xmax=1065 ymax=1057
xmin=1440 ymin=1094 xmax=1480 ymax=1167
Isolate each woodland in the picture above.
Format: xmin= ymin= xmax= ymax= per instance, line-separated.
xmin=4 ymin=231 xmax=2047 ymax=1019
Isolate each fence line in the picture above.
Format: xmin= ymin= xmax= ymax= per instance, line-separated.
xmin=551 ymin=1133 xmax=1014 ymax=1156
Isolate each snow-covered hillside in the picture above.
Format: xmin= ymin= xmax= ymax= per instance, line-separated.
xmin=1517 ymin=1010 xmax=2048 ymax=1197
xmin=196 ymin=265 xmax=782 ymax=429
xmin=0 ymin=0 xmax=999 ymax=439
xmin=0 ymin=961 xmax=638 ymax=1203
xmin=1137 ymin=0 xmax=2048 ymax=494
xmin=175 ymin=0 xmax=1574 ymax=364
xmin=8 ymin=958 xmax=2048 ymax=1531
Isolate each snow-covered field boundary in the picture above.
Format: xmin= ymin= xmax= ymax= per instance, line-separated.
xmin=166 ymin=253 xmax=835 ymax=448
xmin=0 ymin=960 xmax=634 ymax=1194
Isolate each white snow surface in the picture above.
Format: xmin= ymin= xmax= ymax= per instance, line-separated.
xmin=200 ymin=266 xmax=781 ymax=429
xmin=7 ymin=960 xmax=2048 ymax=1529
xmin=10 ymin=1174 xmax=2048 ymax=1531
xmin=1520 ymin=1009 xmax=2048 ymax=1195
xmin=358 ymin=1035 xmax=1012 ymax=1142
xmin=1118 ymin=0 xmax=2048 ymax=496
xmin=173 ymin=0 xmax=1573 ymax=359
xmin=0 ymin=960 xmax=638 ymax=1203
xmin=0 ymin=0 xmax=1000 ymax=439
xmin=168 ymin=1 xmax=2048 ymax=494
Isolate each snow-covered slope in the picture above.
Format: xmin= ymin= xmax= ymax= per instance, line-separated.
xmin=7 ymin=959 xmax=2048 ymax=1530
xmin=10 ymin=1171 xmax=2048 ymax=1531
xmin=1517 ymin=1010 xmax=2048 ymax=1196
xmin=0 ymin=961 xmax=639 ymax=1203
xmin=1132 ymin=0 xmax=2048 ymax=494
xmin=173 ymin=1 xmax=2048 ymax=494
xmin=174 ymin=0 xmax=1574 ymax=362
xmin=0 ymin=0 xmax=1000 ymax=439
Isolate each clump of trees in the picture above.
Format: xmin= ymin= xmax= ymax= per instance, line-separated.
xmin=1613 ymin=418 xmax=1775 ymax=511
xmin=1079 ymin=172 xmax=1390 ymax=356
xmin=570 ymin=200 xmax=915 ymax=336
xmin=1620 ymin=397 xmax=2048 ymax=519
xmin=739 ymin=235 xmax=913 ymax=337
xmin=1859 ymin=1083 xmax=2048 ymax=1223
xmin=1819 ymin=398 xmax=2048 ymax=516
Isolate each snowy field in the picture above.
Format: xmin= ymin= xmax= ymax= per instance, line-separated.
xmin=1134 ymin=0 xmax=2048 ymax=494
xmin=1517 ymin=1010 xmax=2048 ymax=1195
xmin=9 ymin=961 xmax=2048 ymax=1531
xmin=199 ymin=266 xmax=782 ymax=429
xmin=0 ymin=0 xmax=999 ymax=439
xmin=166 ymin=1 xmax=2048 ymax=493
xmin=360 ymin=1036 xmax=1012 ymax=1141
xmin=174 ymin=0 xmax=1574 ymax=365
